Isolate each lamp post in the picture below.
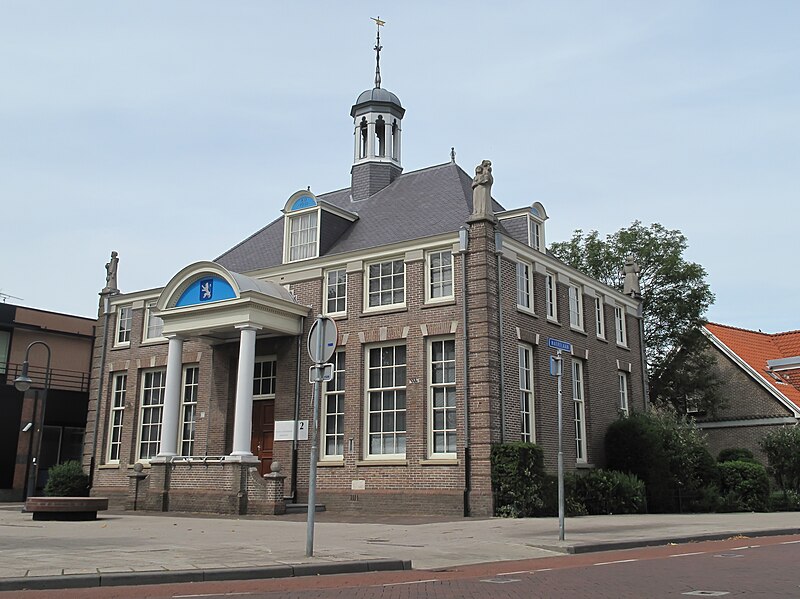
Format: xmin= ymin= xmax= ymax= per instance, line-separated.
xmin=14 ymin=341 xmax=51 ymax=500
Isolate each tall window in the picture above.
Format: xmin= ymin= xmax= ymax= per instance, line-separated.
xmin=143 ymin=300 xmax=164 ymax=341
xmin=529 ymin=218 xmax=542 ymax=251
xmin=366 ymin=259 xmax=405 ymax=309
xmin=427 ymin=250 xmax=453 ymax=301
xmin=116 ymin=305 xmax=132 ymax=346
xmin=325 ymin=269 xmax=347 ymax=315
xmin=546 ymin=273 xmax=558 ymax=320
xmin=568 ymin=284 xmax=583 ymax=329
xmin=366 ymin=344 xmax=406 ymax=457
xmin=253 ymin=357 xmax=277 ymax=397
xmin=429 ymin=338 xmax=456 ymax=457
xmin=572 ymin=360 xmax=587 ymax=462
xmin=322 ymin=351 xmax=346 ymax=459
xmin=287 ymin=211 xmax=318 ymax=262
xmin=107 ymin=373 xmax=127 ymax=463
xmin=138 ymin=369 xmax=166 ymax=460
xmin=518 ymin=344 xmax=535 ymax=442
xmin=618 ymin=371 xmax=629 ymax=416
xmin=615 ymin=306 xmax=627 ymax=346
xmin=516 ymin=262 xmax=532 ymax=311
xmin=595 ymin=296 xmax=605 ymax=338
xmin=180 ymin=366 xmax=199 ymax=456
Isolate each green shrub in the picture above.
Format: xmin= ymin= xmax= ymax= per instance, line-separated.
xmin=491 ymin=442 xmax=546 ymax=517
xmin=718 ymin=448 xmax=758 ymax=464
xmin=769 ymin=489 xmax=800 ymax=512
xmin=716 ymin=460 xmax=770 ymax=512
xmin=44 ymin=461 xmax=89 ymax=497
xmin=760 ymin=427 xmax=800 ymax=495
xmin=536 ymin=473 xmax=588 ymax=517
xmin=573 ymin=469 xmax=646 ymax=515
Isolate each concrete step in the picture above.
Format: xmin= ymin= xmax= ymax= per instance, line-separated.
xmin=284 ymin=503 xmax=326 ymax=514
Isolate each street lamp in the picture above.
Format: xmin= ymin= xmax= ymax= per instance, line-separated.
xmin=14 ymin=341 xmax=51 ymax=500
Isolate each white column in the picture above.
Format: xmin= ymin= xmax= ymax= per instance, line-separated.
xmin=353 ymin=124 xmax=360 ymax=161
xmin=231 ymin=325 xmax=260 ymax=456
xmin=158 ymin=335 xmax=184 ymax=457
xmin=393 ymin=123 xmax=401 ymax=163
xmin=366 ymin=119 xmax=376 ymax=158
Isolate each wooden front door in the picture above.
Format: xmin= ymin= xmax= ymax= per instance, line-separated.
xmin=250 ymin=399 xmax=275 ymax=476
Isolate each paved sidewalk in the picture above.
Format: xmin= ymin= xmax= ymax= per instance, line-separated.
xmin=1 ymin=502 xmax=799 ymax=591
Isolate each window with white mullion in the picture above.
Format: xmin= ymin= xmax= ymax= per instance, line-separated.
xmin=322 ymin=351 xmax=346 ymax=458
xmin=116 ymin=306 xmax=132 ymax=345
xmin=572 ymin=359 xmax=587 ymax=462
xmin=595 ymin=297 xmax=606 ymax=338
xmin=180 ymin=366 xmax=199 ymax=456
xmin=529 ymin=218 xmax=542 ymax=251
xmin=429 ymin=339 xmax=457 ymax=457
xmin=618 ymin=371 xmax=629 ymax=416
xmin=367 ymin=259 xmax=405 ymax=308
xmin=107 ymin=373 xmax=127 ymax=463
xmin=144 ymin=300 xmax=164 ymax=341
xmin=516 ymin=262 xmax=532 ymax=311
xmin=518 ymin=345 xmax=535 ymax=442
xmin=427 ymin=250 xmax=453 ymax=301
xmin=138 ymin=369 xmax=166 ymax=460
xmin=288 ymin=211 xmax=318 ymax=261
xmin=615 ymin=306 xmax=627 ymax=346
xmin=253 ymin=357 xmax=277 ymax=398
xmin=325 ymin=269 xmax=347 ymax=314
xmin=545 ymin=273 xmax=558 ymax=320
xmin=366 ymin=344 xmax=406 ymax=457
xmin=569 ymin=284 xmax=583 ymax=329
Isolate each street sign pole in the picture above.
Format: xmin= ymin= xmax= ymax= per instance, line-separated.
xmin=556 ymin=349 xmax=565 ymax=541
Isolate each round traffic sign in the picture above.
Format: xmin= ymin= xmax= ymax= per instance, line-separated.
xmin=307 ymin=316 xmax=338 ymax=363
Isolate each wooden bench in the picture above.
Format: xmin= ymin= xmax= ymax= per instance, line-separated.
xmin=25 ymin=497 xmax=109 ymax=521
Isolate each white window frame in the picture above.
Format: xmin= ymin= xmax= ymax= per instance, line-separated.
xmin=572 ymin=359 xmax=587 ymax=463
xmin=365 ymin=343 xmax=407 ymax=459
xmin=425 ymin=249 xmax=454 ymax=303
xmin=364 ymin=258 xmax=406 ymax=311
xmin=253 ymin=356 xmax=277 ymax=399
xmin=516 ymin=261 xmax=533 ymax=312
xmin=137 ymin=368 xmax=166 ymax=461
xmin=115 ymin=305 xmax=132 ymax=347
xmin=568 ymin=284 xmax=584 ymax=330
xmin=143 ymin=300 xmax=166 ymax=343
xmin=285 ymin=208 xmax=319 ymax=263
xmin=595 ymin=296 xmax=606 ymax=339
xmin=106 ymin=372 xmax=127 ymax=463
xmin=518 ymin=344 xmax=535 ymax=443
xmin=528 ymin=216 xmax=544 ymax=251
xmin=545 ymin=272 xmax=558 ymax=321
xmin=428 ymin=337 xmax=457 ymax=458
xmin=180 ymin=365 xmax=199 ymax=456
xmin=324 ymin=268 xmax=347 ymax=316
xmin=618 ymin=371 xmax=629 ymax=416
xmin=322 ymin=350 xmax=346 ymax=460
xmin=615 ymin=305 xmax=628 ymax=346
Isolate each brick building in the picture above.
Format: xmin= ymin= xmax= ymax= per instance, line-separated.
xmin=84 ymin=54 xmax=646 ymax=517
xmin=697 ymin=323 xmax=800 ymax=462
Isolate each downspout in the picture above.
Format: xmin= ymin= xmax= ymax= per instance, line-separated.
xmin=495 ymin=231 xmax=506 ymax=443
xmin=458 ymin=227 xmax=471 ymax=517
xmin=636 ymin=296 xmax=650 ymax=409
xmin=291 ymin=316 xmax=305 ymax=503
xmin=89 ymin=293 xmax=111 ymax=490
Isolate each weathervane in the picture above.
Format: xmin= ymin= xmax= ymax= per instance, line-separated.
xmin=371 ymin=16 xmax=385 ymax=88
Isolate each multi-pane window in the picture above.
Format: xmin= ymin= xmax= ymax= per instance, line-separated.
xmin=366 ymin=344 xmax=407 ymax=457
xmin=529 ymin=218 xmax=542 ymax=251
xmin=116 ymin=305 xmax=132 ymax=346
xmin=143 ymin=300 xmax=164 ymax=341
xmin=322 ymin=351 xmax=346 ymax=459
xmin=180 ymin=366 xmax=199 ymax=456
xmin=615 ymin=306 xmax=628 ymax=346
xmin=595 ymin=297 xmax=606 ymax=338
xmin=427 ymin=250 xmax=453 ymax=301
xmin=138 ymin=369 xmax=166 ymax=460
xmin=518 ymin=344 xmax=535 ymax=442
xmin=107 ymin=373 xmax=126 ymax=463
xmin=618 ymin=371 xmax=629 ymax=416
xmin=367 ymin=259 xmax=405 ymax=308
xmin=287 ymin=211 xmax=318 ymax=262
xmin=568 ymin=284 xmax=583 ymax=329
xmin=253 ymin=357 xmax=277 ymax=397
xmin=546 ymin=273 xmax=558 ymax=320
xmin=516 ymin=262 xmax=532 ymax=311
xmin=429 ymin=338 xmax=456 ymax=456
xmin=325 ymin=269 xmax=347 ymax=314
xmin=572 ymin=359 xmax=587 ymax=462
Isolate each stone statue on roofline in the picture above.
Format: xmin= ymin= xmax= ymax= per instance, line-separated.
xmin=622 ymin=254 xmax=642 ymax=298
xmin=102 ymin=251 xmax=119 ymax=294
xmin=468 ymin=159 xmax=495 ymax=223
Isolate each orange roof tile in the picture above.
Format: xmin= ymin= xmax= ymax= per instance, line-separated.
xmin=704 ymin=323 xmax=800 ymax=410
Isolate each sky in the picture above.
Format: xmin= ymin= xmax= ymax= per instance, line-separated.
xmin=1 ymin=2 xmax=798 ymax=333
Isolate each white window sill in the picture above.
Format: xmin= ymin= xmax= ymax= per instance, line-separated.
xmin=616 ymin=343 xmax=630 ymax=351
xmin=98 ymin=463 xmax=121 ymax=470
xmin=360 ymin=305 xmax=407 ymax=317
xmin=570 ymin=325 xmax=587 ymax=335
xmin=317 ymin=459 xmax=345 ymax=467
xmin=112 ymin=343 xmax=131 ymax=350
xmin=355 ymin=459 xmax=408 ymax=466
xmin=517 ymin=306 xmax=537 ymax=317
xmin=546 ymin=317 xmax=560 ymax=325
xmin=420 ymin=458 xmax=459 ymax=466
xmin=140 ymin=338 xmax=168 ymax=347
xmin=423 ymin=298 xmax=456 ymax=308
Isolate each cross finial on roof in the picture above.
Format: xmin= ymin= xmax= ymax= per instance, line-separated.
xmin=371 ymin=16 xmax=384 ymax=88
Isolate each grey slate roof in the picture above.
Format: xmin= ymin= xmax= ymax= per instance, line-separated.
xmin=216 ymin=162 xmax=508 ymax=274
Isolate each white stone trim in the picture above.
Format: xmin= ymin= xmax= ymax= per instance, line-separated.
xmin=696 ymin=417 xmax=798 ymax=429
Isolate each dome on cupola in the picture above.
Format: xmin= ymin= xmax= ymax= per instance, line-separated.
xmin=350 ymin=87 xmax=404 ymax=117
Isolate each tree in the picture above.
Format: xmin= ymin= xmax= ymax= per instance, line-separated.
xmin=760 ymin=427 xmax=800 ymax=497
xmin=550 ymin=221 xmax=721 ymax=411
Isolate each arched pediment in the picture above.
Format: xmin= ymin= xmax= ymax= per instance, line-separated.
xmin=158 ymin=262 xmax=241 ymax=310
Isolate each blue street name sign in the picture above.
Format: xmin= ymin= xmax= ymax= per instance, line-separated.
xmin=548 ymin=338 xmax=572 ymax=353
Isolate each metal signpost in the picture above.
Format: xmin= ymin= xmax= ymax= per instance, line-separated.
xmin=548 ymin=337 xmax=572 ymax=542
xmin=305 ymin=315 xmax=337 ymax=557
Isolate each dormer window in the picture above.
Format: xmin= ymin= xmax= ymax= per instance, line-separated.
xmin=528 ymin=202 xmax=548 ymax=252
xmin=283 ymin=191 xmax=320 ymax=263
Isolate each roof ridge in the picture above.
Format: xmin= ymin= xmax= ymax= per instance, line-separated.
xmin=706 ymin=322 xmax=772 ymax=336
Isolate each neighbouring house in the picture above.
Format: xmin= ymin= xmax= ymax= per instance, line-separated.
xmin=0 ymin=303 xmax=94 ymax=501
xmin=698 ymin=323 xmax=800 ymax=461
xmin=83 ymin=42 xmax=646 ymax=517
